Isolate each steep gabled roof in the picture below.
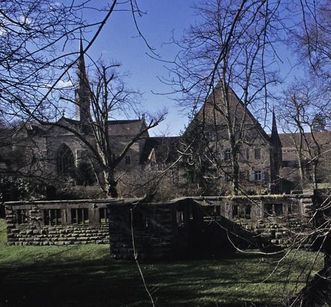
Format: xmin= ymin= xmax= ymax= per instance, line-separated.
xmin=185 ymin=83 xmax=270 ymax=143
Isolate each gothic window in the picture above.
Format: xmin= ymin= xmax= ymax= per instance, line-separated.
xmin=56 ymin=144 xmax=75 ymax=177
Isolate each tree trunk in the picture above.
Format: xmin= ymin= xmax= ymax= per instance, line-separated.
xmin=100 ymin=169 xmax=119 ymax=198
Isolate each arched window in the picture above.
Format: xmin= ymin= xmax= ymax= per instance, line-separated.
xmin=56 ymin=144 xmax=75 ymax=177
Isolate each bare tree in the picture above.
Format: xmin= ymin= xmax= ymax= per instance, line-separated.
xmin=280 ymin=81 xmax=331 ymax=189
xmin=291 ymin=0 xmax=331 ymax=82
xmin=80 ymin=63 xmax=165 ymax=198
xmin=14 ymin=57 xmax=165 ymax=198
xmin=168 ymin=0 xmax=280 ymax=194
xmin=0 ymin=0 xmax=149 ymax=123
xmin=0 ymin=0 xmax=164 ymax=198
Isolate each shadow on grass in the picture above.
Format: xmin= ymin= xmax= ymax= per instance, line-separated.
xmin=0 ymin=250 xmax=310 ymax=307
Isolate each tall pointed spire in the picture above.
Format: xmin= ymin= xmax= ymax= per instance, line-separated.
xmin=271 ymin=109 xmax=281 ymax=146
xmin=76 ymin=36 xmax=91 ymax=126
xmin=270 ymin=109 xmax=282 ymax=193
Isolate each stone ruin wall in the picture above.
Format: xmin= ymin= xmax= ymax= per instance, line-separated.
xmin=108 ymin=202 xmax=191 ymax=260
xmin=5 ymin=200 xmax=110 ymax=245
xmin=4 ymin=192 xmax=316 ymax=248
xmin=197 ymin=192 xmax=315 ymax=247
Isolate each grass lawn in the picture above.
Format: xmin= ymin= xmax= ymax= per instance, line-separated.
xmin=0 ymin=219 xmax=323 ymax=306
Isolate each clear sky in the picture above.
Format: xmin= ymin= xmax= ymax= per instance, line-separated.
xmin=84 ymin=1 xmax=199 ymax=136
xmin=75 ymin=1 xmax=305 ymax=136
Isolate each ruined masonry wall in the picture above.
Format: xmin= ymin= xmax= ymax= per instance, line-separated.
xmin=5 ymin=200 xmax=109 ymax=246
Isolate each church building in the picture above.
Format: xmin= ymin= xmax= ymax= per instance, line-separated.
xmin=2 ymin=42 xmax=330 ymax=200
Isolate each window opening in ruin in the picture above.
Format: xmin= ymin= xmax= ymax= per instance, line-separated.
xmin=288 ymin=203 xmax=299 ymax=215
xmin=99 ymin=208 xmax=108 ymax=224
xmin=189 ymin=207 xmax=194 ymax=220
xmin=176 ymin=210 xmax=185 ymax=227
xmin=232 ymin=205 xmax=238 ymax=218
xmin=44 ymin=209 xmax=62 ymax=226
xmin=245 ymin=205 xmax=251 ymax=219
xmin=264 ymin=203 xmax=284 ymax=217
xmin=254 ymin=148 xmax=261 ymax=160
xmin=238 ymin=205 xmax=246 ymax=218
xmin=15 ymin=209 xmax=29 ymax=224
xmin=213 ymin=205 xmax=221 ymax=216
xmin=274 ymin=204 xmax=283 ymax=216
xmin=264 ymin=203 xmax=273 ymax=217
xmin=71 ymin=208 xmax=89 ymax=224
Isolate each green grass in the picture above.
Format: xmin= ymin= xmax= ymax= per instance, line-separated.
xmin=0 ymin=219 xmax=323 ymax=306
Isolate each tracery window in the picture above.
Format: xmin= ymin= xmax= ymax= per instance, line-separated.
xmin=56 ymin=144 xmax=75 ymax=177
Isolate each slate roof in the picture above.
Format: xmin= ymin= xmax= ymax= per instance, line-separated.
xmin=107 ymin=120 xmax=145 ymax=136
xmin=47 ymin=117 xmax=146 ymax=137
xmin=186 ymin=83 xmax=271 ymax=142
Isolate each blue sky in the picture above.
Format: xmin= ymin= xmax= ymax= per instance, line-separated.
xmin=83 ymin=1 xmax=199 ymax=136
xmin=72 ymin=1 xmax=306 ymax=136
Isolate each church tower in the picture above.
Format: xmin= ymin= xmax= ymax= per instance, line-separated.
xmin=76 ymin=38 xmax=91 ymax=126
xmin=270 ymin=110 xmax=282 ymax=193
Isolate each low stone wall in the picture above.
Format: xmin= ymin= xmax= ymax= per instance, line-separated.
xmin=5 ymin=200 xmax=112 ymax=245
xmin=4 ymin=192 xmax=317 ymax=250
xmin=193 ymin=192 xmax=315 ymax=246
xmin=7 ymin=225 xmax=109 ymax=246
